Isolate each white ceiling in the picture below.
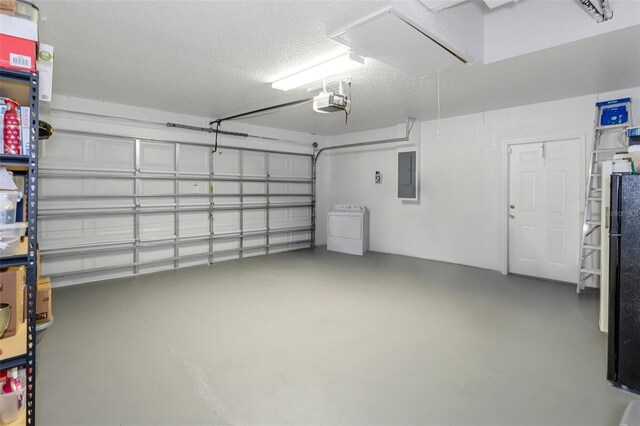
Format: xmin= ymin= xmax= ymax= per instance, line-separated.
xmin=38 ymin=1 xmax=640 ymax=136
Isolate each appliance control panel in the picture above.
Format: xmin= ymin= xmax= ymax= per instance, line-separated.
xmin=333 ymin=204 xmax=367 ymax=211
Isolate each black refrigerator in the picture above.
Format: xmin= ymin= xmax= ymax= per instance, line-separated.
xmin=608 ymin=173 xmax=640 ymax=391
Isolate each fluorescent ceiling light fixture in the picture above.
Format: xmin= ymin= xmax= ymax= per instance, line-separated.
xmin=271 ymin=52 xmax=364 ymax=91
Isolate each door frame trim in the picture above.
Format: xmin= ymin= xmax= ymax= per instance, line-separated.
xmin=501 ymin=134 xmax=586 ymax=276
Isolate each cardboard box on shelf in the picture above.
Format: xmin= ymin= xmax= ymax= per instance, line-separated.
xmin=0 ymin=33 xmax=36 ymax=72
xmin=36 ymin=276 xmax=51 ymax=324
xmin=0 ymin=266 xmax=25 ymax=339
xmin=0 ymin=0 xmax=17 ymax=15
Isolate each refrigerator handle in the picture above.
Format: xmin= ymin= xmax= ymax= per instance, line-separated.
xmin=608 ymin=233 xmax=621 ymax=383
xmin=610 ymin=175 xmax=622 ymax=236
xmin=607 ymin=174 xmax=623 ymax=384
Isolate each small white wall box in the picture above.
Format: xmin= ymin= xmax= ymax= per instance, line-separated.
xmin=397 ymin=147 xmax=418 ymax=200
xmin=327 ymin=205 xmax=369 ymax=255
xmin=37 ymin=43 xmax=54 ymax=103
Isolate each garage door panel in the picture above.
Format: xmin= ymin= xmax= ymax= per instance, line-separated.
xmin=213 ymin=239 xmax=240 ymax=253
xmin=93 ymin=216 xmax=134 ymax=239
xmin=271 ymin=241 xmax=310 ymax=254
xmin=94 ymin=139 xmax=134 ymax=171
xmin=243 ymin=195 xmax=267 ymax=206
xmin=141 ymin=213 xmax=174 ymax=238
xmin=268 ymin=155 xmax=289 ymax=177
xmin=180 ymin=241 xmax=209 ymax=256
xmin=179 ymin=180 xmax=209 ymax=206
xmin=40 ymin=177 xmax=85 ymax=196
xmin=269 ymin=154 xmax=311 ymax=178
xmin=213 ymin=211 xmax=240 ymax=234
xmin=269 ymin=183 xmax=311 ymax=199
xmin=139 ymin=179 xmax=173 ymax=196
xmin=139 ymin=262 xmax=174 ymax=275
xmin=243 ymin=182 xmax=265 ymax=194
xmin=40 ymin=134 xmax=87 ymax=166
xmin=269 ymin=207 xmax=311 ymax=228
xmin=179 ymin=145 xmax=209 ymax=174
xmin=213 ymin=149 xmax=240 ymax=175
xmin=290 ymin=157 xmax=312 ymax=178
xmin=244 ymin=235 xmax=266 ymax=248
xmin=216 ymin=196 xmax=241 ymax=206
xmin=139 ymin=247 xmax=174 ymax=274
xmin=212 ymin=181 xmax=239 ymax=194
xmin=140 ymin=142 xmax=175 ymax=173
xmin=40 ymin=216 xmax=133 ymax=246
xmin=39 ymin=218 xmax=84 ymax=244
xmin=269 ymin=209 xmax=288 ymax=222
xmin=41 ymin=134 xmax=134 ymax=171
xmin=243 ymin=151 xmax=267 ymax=176
xmin=180 ymin=212 xmax=209 ymax=237
xmin=243 ymin=247 xmax=267 ymax=258
xmin=271 ymin=195 xmax=311 ymax=204
xmin=292 ymin=207 xmax=311 ymax=220
xmin=96 ymin=180 xmax=134 ymax=196
xmin=243 ymin=210 xmax=266 ymax=231
xmin=41 ymin=249 xmax=132 ymax=274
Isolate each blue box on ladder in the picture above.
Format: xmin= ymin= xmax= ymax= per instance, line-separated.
xmin=597 ymin=98 xmax=631 ymax=126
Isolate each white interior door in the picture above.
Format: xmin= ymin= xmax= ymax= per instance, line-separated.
xmin=508 ymin=139 xmax=580 ymax=283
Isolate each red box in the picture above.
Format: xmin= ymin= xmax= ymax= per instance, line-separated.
xmin=0 ymin=33 xmax=36 ymax=71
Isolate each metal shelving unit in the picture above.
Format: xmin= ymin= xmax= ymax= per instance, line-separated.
xmin=0 ymin=68 xmax=39 ymax=426
xmin=38 ymin=128 xmax=314 ymax=282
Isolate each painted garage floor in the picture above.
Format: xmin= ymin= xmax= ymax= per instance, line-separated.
xmin=36 ymin=248 xmax=637 ymax=425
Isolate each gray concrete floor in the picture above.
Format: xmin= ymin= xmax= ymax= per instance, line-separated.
xmin=36 ymin=248 xmax=637 ymax=425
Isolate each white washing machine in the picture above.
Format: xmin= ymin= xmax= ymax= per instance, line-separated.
xmin=327 ymin=204 xmax=369 ymax=255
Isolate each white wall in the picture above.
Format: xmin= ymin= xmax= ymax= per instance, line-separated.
xmin=317 ymin=87 xmax=640 ymax=276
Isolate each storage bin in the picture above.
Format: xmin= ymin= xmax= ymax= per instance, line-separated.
xmin=0 ymin=0 xmax=38 ymax=72
xmin=14 ymin=0 xmax=39 ymax=23
xmin=0 ymin=192 xmax=19 ymax=224
xmin=0 ymin=222 xmax=26 ymax=256
xmin=0 ymin=379 xmax=26 ymax=425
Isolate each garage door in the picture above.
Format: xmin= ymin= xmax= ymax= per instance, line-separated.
xmin=38 ymin=129 xmax=314 ymax=286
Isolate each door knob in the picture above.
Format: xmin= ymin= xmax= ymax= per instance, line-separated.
xmin=509 ymin=213 xmax=515 ymax=219
xmin=510 ymin=204 xmax=515 ymax=209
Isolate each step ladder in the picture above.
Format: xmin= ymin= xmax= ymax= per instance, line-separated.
xmin=577 ymin=98 xmax=633 ymax=293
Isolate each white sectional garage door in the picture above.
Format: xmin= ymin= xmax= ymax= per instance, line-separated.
xmin=38 ymin=129 xmax=314 ymax=286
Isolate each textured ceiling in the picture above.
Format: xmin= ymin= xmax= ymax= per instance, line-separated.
xmin=38 ymin=1 xmax=640 ymax=136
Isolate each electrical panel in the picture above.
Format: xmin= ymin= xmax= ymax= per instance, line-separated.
xmin=398 ymin=150 xmax=417 ymax=199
